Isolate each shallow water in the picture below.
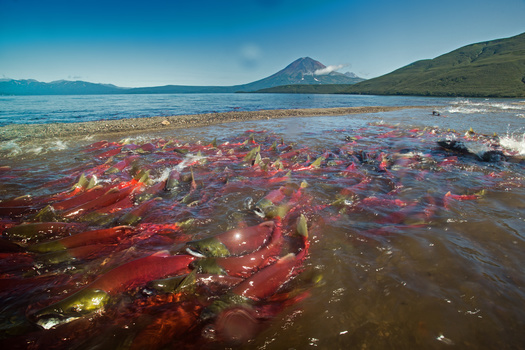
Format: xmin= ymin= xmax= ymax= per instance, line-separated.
xmin=0 ymin=105 xmax=525 ymax=349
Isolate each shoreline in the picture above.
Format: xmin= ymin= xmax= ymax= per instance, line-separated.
xmin=0 ymin=106 xmax=429 ymax=143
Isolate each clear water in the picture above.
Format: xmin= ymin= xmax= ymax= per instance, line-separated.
xmin=0 ymin=94 xmax=524 ymax=349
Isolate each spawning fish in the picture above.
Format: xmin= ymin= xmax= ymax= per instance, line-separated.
xmin=185 ymin=221 xmax=274 ymax=258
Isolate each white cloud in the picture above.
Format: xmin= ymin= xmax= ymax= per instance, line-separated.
xmin=314 ymin=64 xmax=348 ymax=75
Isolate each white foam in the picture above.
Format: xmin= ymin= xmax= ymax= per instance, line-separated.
xmin=149 ymin=152 xmax=207 ymax=185
xmin=465 ymin=142 xmax=491 ymax=159
xmin=500 ymin=132 xmax=525 ymax=156
xmin=28 ymin=146 xmax=43 ymax=155
xmin=446 ymin=106 xmax=486 ymax=114
xmin=175 ymin=153 xmax=206 ymax=172
xmin=120 ymin=136 xmax=149 ymax=145
xmin=0 ymin=140 xmax=22 ymax=157
xmin=447 ymin=99 xmax=525 ymax=114
xmin=0 ymin=138 xmax=73 ymax=158
xmin=51 ymin=140 xmax=69 ymax=151
xmin=157 ymin=167 xmax=172 ymax=183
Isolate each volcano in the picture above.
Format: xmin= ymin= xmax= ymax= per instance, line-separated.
xmin=235 ymin=57 xmax=364 ymax=92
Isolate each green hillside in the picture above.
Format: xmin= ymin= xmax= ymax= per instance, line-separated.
xmin=344 ymin=32 xmax=525 ymax=97
xmin=257 ymin=32 xmax=525 ymax=98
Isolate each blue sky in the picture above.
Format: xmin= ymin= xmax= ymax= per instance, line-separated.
xmin=1 ymin=0 xmax=524 ymax=87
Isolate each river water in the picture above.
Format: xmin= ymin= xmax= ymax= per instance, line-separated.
xmin=0 ymin=94 xmax=524 ymax=349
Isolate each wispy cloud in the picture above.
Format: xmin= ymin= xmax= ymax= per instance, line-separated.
xmin=314 ymin=64 xmax=348 ymax=75
xmin=240 ymin=43 xmax=262 ymax=69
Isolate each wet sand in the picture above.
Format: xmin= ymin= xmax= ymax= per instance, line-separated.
xmin=0 ymin=106 xmax=428 ymax=143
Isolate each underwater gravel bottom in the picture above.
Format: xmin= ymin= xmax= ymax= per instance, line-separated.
xmin=0 ymin=118 xmax=524 ymax=349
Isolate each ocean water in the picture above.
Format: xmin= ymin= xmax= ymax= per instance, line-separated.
xmin=0 ymin=94 xmax=524 ymax=349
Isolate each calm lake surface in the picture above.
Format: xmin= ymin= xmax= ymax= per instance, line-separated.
xmin=0 ymin=94 xmax=524 ymax=349
xmin=0 ymin=93 xmax=444 ymax=126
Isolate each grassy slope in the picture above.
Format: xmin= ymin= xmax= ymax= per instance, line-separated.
xmin=258 ymin=33 xmax=525 ymax=98
xmin=344 ymin=32 xmax=525 ymax=97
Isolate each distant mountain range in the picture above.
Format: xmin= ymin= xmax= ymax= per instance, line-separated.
xmin=0 ymin=57 xmax=364 ymax=95
xmin=259 ymin=32 xmax=525 ymax=98
xmin=0 ymin=79 xmax=126 ymax=95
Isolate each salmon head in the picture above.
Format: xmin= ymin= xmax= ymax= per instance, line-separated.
xmin=185 ymin=237 xmax=230 ymax=258
xmin=32 ymin=288 xmax=110 ymax=329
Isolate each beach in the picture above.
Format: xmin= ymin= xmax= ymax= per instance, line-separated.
xmin=0 ymin=106 xmax=425 ymax=143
